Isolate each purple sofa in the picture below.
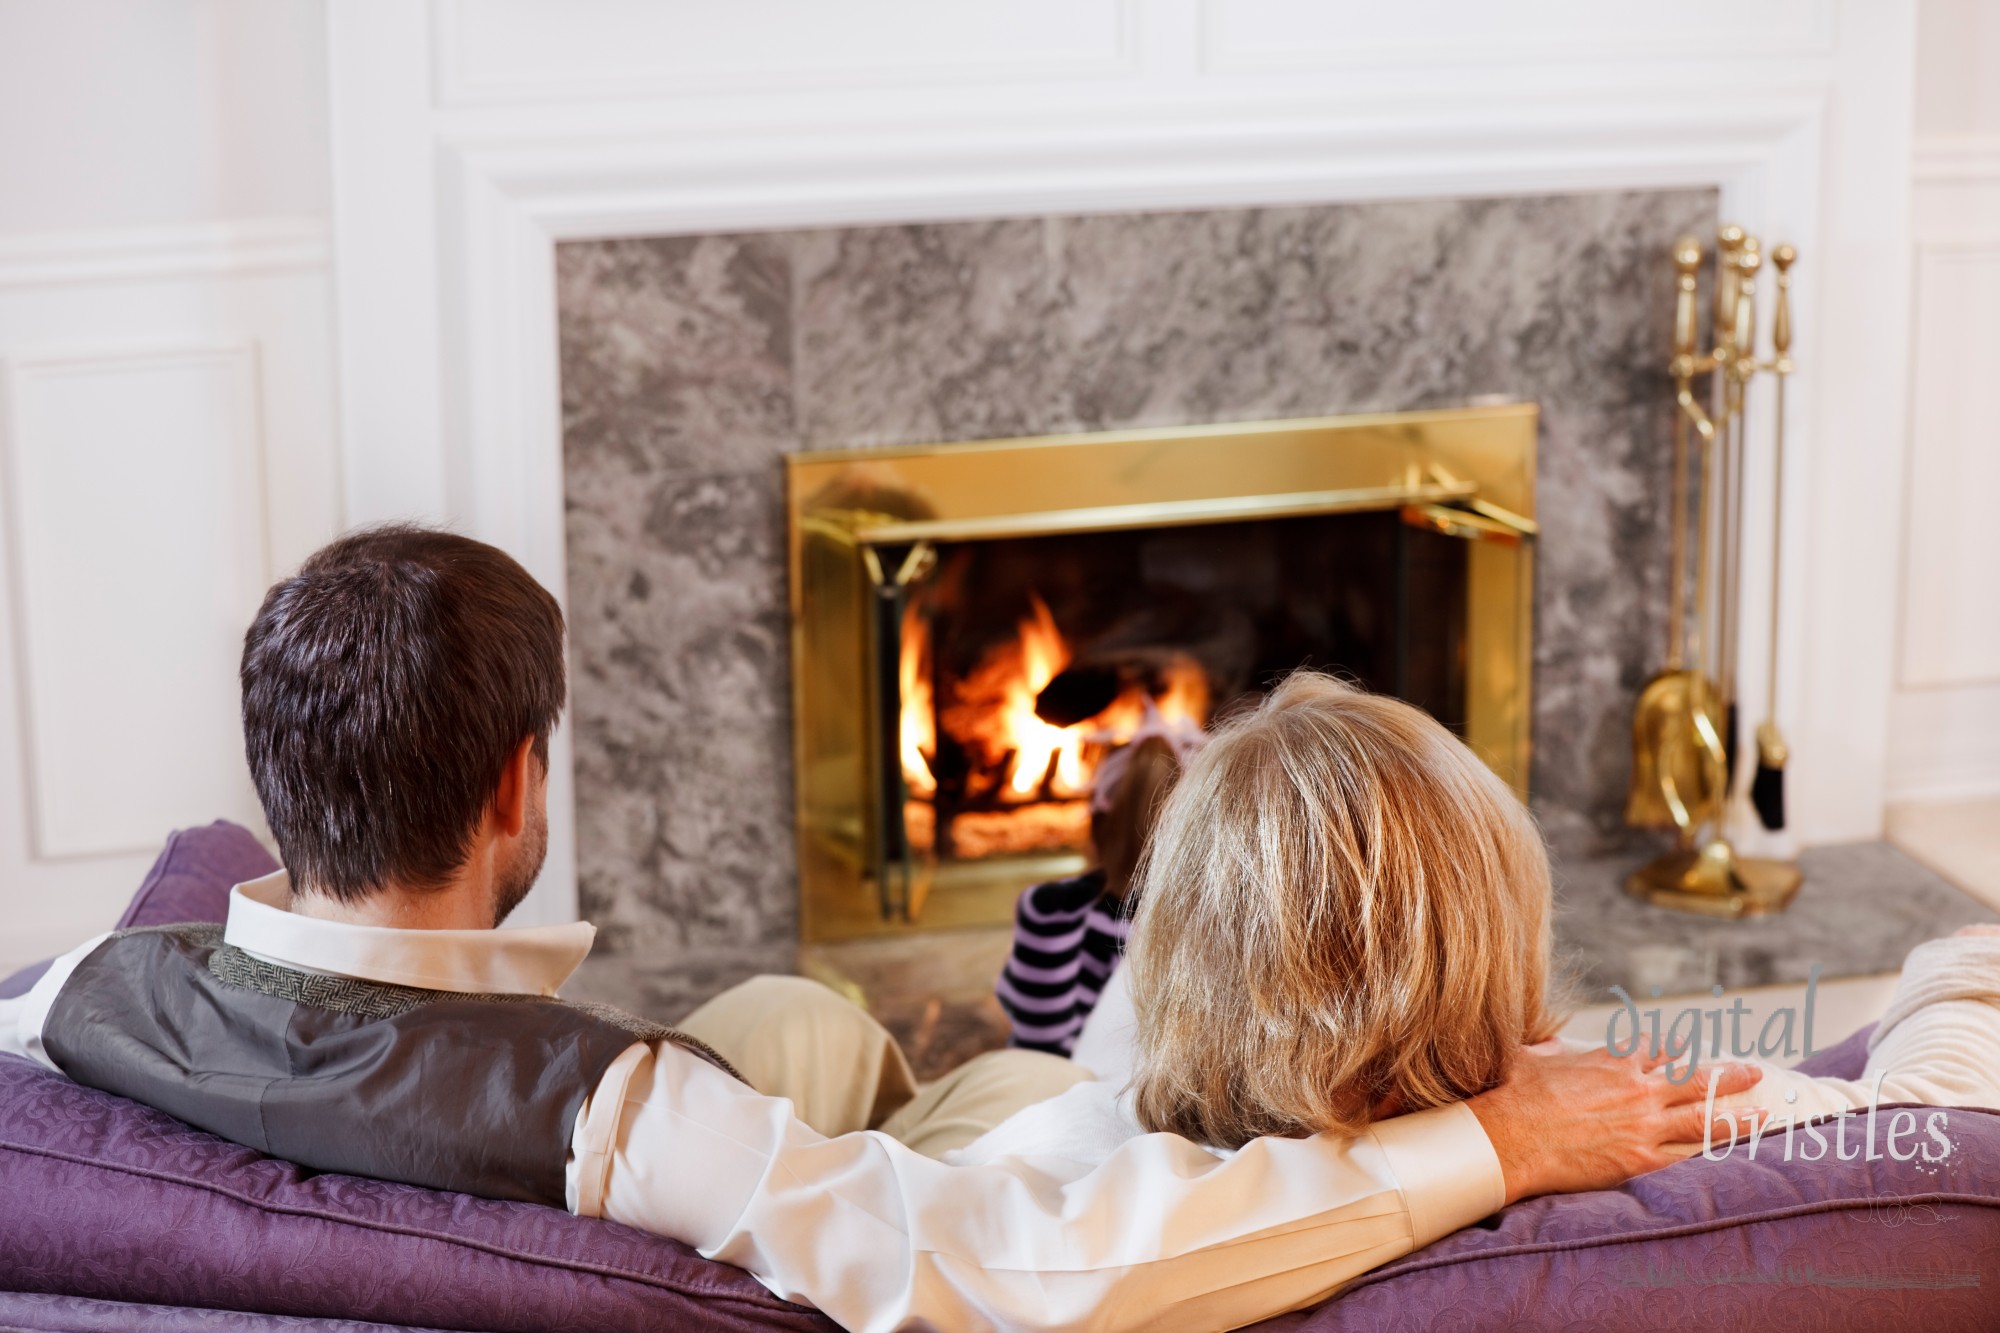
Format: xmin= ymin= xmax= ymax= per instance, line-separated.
xmin=4 ymin=824 xmax=1999 ymax=1330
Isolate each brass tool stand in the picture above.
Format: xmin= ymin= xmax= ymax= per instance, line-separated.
xmin=1625 ymin=226 xmax=1802 ymax=919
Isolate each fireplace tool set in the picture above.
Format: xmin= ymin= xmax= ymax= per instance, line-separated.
xmin=1624 ymin=225 xmax=1802 ymax=918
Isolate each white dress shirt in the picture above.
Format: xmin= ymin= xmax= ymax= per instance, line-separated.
xmin=0 ymin=870 xmax=1508 ymax=1333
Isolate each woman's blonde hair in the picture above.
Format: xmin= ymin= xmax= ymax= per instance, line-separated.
xmin=1126 ymin=672 xmax=1562 ymax=1149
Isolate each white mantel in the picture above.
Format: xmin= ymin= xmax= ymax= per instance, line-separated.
xmin=324 ymin=0 xmax=1915 ymax=926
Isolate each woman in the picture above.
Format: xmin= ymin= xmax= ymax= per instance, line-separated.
xmin=959 ymin=672 xmax=2000 ymax=1169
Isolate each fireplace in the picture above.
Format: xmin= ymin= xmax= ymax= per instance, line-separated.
xmin=787 ymin=404 xmax=1537 ymax=941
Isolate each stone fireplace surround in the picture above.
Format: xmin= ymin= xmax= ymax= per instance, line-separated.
xmin=556 ymin=189 xmax=1713 ymax=975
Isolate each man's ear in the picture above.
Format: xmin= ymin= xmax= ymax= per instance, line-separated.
xmin=491 ymin=736 xmax=536 ymax=839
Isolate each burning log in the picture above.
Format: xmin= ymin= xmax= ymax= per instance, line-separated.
xmin=904 ymin=588 xmax=1213 ymax=862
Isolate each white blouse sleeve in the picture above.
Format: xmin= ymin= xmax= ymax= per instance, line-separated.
xmin=593 ymin=1042 xmax=1505 ymax=1333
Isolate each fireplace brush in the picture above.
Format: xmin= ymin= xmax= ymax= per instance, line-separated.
xmin=1623 ymin=224 xmax=1802 ymax=918
xmin=1750 ymin=243 xmax=1797 ymax=833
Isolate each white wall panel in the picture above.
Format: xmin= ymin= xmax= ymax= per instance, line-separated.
xmin=0 ymin=233 xmax=337 ymax=971
xmin=1916 ymin=0 xmax=2000 ymax=138
xmin=1900 ymin=244 xmax=2000 ymax=689
xmin=1888 ymin=144 xmax=2000 ymax=800
xmin=0 ymin=6 xmax=335 ymax=971
xmin=433 ymin=0 xmax=1135 ymax=106
xmin=1889 ymin=681 xmax=2000 ymax=801
xmin=0 ymin=0 xmax=328 ymax=234
xmin=1886 ymin=2 xmax=2000 ymax=802
xmin=1 ymin=344 xmax=270 ymax=858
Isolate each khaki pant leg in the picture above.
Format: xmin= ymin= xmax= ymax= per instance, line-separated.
xmin=878 ymin=1048 xmax=1096 ymax=1160
xmin=677 ymin=974 xmax=919 ymax=1138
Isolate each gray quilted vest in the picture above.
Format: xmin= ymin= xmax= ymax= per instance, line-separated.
xmin=40 ymin=923 xmax=741 ymax=1209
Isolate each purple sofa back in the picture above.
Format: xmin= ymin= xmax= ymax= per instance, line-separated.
xmin=4 ymin=822 xmax=1999 ymax=1331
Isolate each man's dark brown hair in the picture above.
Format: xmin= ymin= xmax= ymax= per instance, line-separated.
xmin=240 ymin=524 xmax=566 ymax=902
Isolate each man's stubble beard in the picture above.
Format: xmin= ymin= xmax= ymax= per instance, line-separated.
xmin=492 ymin=798 xmax=548 ymax=926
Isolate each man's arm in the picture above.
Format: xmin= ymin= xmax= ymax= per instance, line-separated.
xmin=590 ymin=1041 xmax=1761 ymax=1333
xmin=1470 ymin=1043 xmax=1765 ymax=1203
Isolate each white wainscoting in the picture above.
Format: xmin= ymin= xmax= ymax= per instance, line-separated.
xmin=1901 ymin=242 xmax=2000 ymax=689
xmin=2 ymin=343 xmax=268 ymax=859
xmin=329 ymin=0 xmax=1917 ymax=919
xmin=1889 ymin=133 xmax=2000 ymax=802
xmin=0 ymin=220 xmax=338 ymax=971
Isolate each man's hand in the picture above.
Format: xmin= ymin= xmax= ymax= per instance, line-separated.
xmin=1466 ymin=1044 xmax=1764 ymax=1205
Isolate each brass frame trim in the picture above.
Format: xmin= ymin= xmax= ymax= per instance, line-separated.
xmin=787 ymin=404 xmax=1539 ymax=942
xmin=853 ymin=481 xmax=1479 ymax=546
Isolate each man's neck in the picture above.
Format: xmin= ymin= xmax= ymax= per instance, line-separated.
xmin=289 ymin=870 xmax=495 ymax=931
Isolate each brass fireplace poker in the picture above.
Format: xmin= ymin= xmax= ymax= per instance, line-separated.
xmin=1624 ymin=225 xmax=1802 ymax=918
xmin=1750 ymin=243 xmax=1798 ymax=831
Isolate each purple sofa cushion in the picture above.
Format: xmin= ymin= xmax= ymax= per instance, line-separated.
xmin=1255 ymin=1021 xmax=2000 ymax=1330
xmin=114 ymin=819 xmax=278 ymax=930
xmin=6 ymin=823 xmax=2000 ymax=1330
xmin=1292 ymin=1105 xmax=2000 ymax=1330
xmin=0 ymin=820 xmax=276 ymax=1000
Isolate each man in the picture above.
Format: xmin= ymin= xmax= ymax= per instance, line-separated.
xmin=0 ymin=525 xmax=1759 ymax=1333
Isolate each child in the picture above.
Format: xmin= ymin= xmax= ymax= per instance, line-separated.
xmin=995 ymin=704 xmax=1203 ymax=1055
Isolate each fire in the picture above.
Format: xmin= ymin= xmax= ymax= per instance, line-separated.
xmin=899 ymin=601 xmax=936 ymax=797
xmin=920 ymin=593 xmax=1213 ymax=816
xmin=1001 ymin=597 xmax=1089 ymax=798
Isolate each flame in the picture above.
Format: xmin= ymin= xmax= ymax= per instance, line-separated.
xmin=899 ymin=602 xmax=936 ymax=797
xmin=917 ymin=591 xmax=1214 ymax=847
xmin=1001 ymin=596 xmax=1089 ymax=798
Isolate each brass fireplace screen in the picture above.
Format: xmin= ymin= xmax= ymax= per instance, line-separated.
xmin=787 ymin=405 xmax=1538 ymax=942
